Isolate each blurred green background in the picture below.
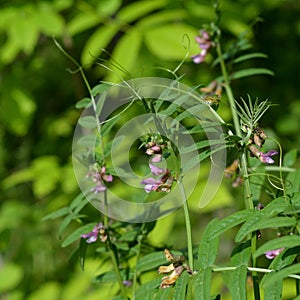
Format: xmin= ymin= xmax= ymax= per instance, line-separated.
xmin=0 ymin=0 xmax=299 ymax=299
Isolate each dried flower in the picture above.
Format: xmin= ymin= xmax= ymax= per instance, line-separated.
xmin=265 ymin=248 xmax=284 ymax=259
xmin=81 ymin=222 xmax=107 ymax=243
xmin=200 ymin=80 xmax=223 ymax=98
xmin=158 ymin=249 xmax=191 ymax=289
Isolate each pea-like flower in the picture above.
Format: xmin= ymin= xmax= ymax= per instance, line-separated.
xmin=141 ymin=170 xmax=173 ymax=193
xmin=81 ymin=222 xmax=107 ymax=243
xmin=259 ymin=150 xmax=278 ymax=164
xmin=87 ymin=166 xmax=113 ymax=193
xmin=265 ymin=248 xmax=284 ymax=259
xmin=191 ymin=30 xmax=213 ymax=64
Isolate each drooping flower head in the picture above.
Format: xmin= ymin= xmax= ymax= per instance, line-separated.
xmin=87 ymin=165 xmax=113 ymax=193
xmin=191 ymin=30 xmax=213 ymax=64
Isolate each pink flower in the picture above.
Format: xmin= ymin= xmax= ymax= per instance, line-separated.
xmin=87 ymin=165 xmax=113 ymax=193
xmin=149 ymin=164 xmax=165 ymax=176
xmin=191 ymin=30 xmax=213 ymax=64
xmin=265 ymin=248 xmax=284 ymax=259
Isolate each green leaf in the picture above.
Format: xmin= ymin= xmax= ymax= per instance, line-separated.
xmin=42 ymin=207 xmax=69 ymax=221
xmin=144 ymin=23 xmax=198 ymax=61
xmin=135 ymin=278 xmax=161 ymax=299
xmin=262 ymin=263 xmax=300 ymax=289
xmin=231 ymin=240 xmax=251 ymax=266
xmin=286 ymin=169 xmax=300 ymax=194
xmin=62 ymin=223 xmax=97 ymax=247
xmin=68 ymin=12 xmax=101 ymax=36
xmin=254 ymin=236 xmax=300 ymax=258
xmin=75 ymin=97 xmax=92 ymax=109
xmin=173 ymin=271 xmax=190 ymax=300
xmin=224 ymin=265 xmax=247 ymax=300
xmin=263 ymin=280 xmax=282 ymax=300
xmin=118 ymin=0 xmax=167 ymax=23
xmin=236 ymin=217 xmax=297 ymax=243
xmin=81 ymin=25 xmax=119 ymax=66
xmin=58 ymin=214 xmax=74 ymax=237
xmin=92 ymin=83 xmax=111 ymax=97
xmin=193 ymin=267 xmax=212 ymax=300
xmin=79 ymin=237 xmax=88 ymax=271
xmin=136 ymin=251 xmax=166 ymax=272
xmin=197 ymin=219 xmax=220 ymax=269
xmin=269 ymin=247 xmax=300 ymax=271
xmin=283 ymin=149 xmax=298 ymax=167
xmin=230 ymin=68 xmax=274 ymax=80
xmin=70 ymin=194 xmax=86 ymax=210
xmin=106 ymin=28 xmax=142 ymax=82
xmin=77 ymin=135 xmax=97 ymax=148
xmin=78 ymin=116 xmax=97 ymax=129
xmin=233 ymin=52 xmax=268 ymax=64
xmin=207 ymin=210 xmax=254 ymax=242
xmin=0 ymin=263 xmax=23 ymax=292
xmin=154 ymin=287 xmax=172 ymax=299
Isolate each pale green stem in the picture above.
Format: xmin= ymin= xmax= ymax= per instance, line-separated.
xmin=179 ymin=182 xmax=194 ymax=271
xmin=216 ymin=41 xmax=260 ymax=299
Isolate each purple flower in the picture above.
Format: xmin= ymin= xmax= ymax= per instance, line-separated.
xmin=140 ymin=177 xmax=161 ymax=193
xmin=81 ymin=222 xmax=107 ymax=243
xmin=191 ymin=30 xmax=213 ymax=64
xmin=149 ymin=164 xmax=165 ymax=176
xmin=265 ymin=248 xmax=284 ymax=259
xmin=151 ymin=154 xmax=162 ymax=163
xmin=259 ymin=150 xmax=278 ymax=164
xmin=87 ymin=165 xmax=113 ymax=193
xmin=141 ymin=170 xmax=173 ymax=193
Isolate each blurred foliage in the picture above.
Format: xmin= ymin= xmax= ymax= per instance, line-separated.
xmin=0 ymin=0 xmax=299 ymax=299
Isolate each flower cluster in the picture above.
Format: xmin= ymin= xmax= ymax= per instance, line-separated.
xmin=81 ymin=222 xmax=107 ymax=243
xmin=141 ymin=141 xmax=173 ymax=193
xmin=87 ymin=165 xmax=113 ymax=193
xmin=246 ymin=127 xmax=278 ymax=164
xmin=158 ymin=249 xmax=191 ymax=289
xmin=191 ymin=30 xmax=213 ymax=64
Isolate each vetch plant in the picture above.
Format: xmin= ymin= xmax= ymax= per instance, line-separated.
xmin=46 ymin=1 xmax=300 ymax=299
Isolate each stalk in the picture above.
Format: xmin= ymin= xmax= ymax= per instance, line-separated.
xmin=216 ymin=41 xmax=260 ymax=299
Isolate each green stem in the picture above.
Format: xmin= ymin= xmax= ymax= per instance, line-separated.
xmin=54 ymin=39 xmax=126 ymax=298
xmin=179 ymin=182 xmax=194 ymax=271
xmin=216 ymin=41 xmax=260 ymax=299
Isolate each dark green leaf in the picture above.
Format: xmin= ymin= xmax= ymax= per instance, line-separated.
xmin=42 ymin=207 xmax=69 ymax=221
xmin=233 ymin=52 xmax=268 ymax=64
xmin=154 ymin=286 xmax=172 ymax=299
xmin=262 ymin=263 xmax=300 ymax=289
xmin=231 ymin=240 xmax=251 ymax=266
xmin=230 ymin=68 xmax=274 ymax=80
xmin=136 ymin=251 xmax=166 ymax=272
xmin=207 ymin=210 xmax=254 ymax=242
xmin=197 ymin=219 xmax=219 ymax=269
xmin=224 ymin=265 xmax=247 ymax=300
xmin=286 ymin=169 xmax=300 ymax=194
xmin=135 ymin=278 xmax=161 ymax=299
xmin=236 ymin=217 xmax=296 ymax=243
xmin=79 ymin=237 xmax=88 ymax=271
xmin=193 ymin=267 xmax=212 ymax=300
xmin=62 ymin=223 xmax=96 ymax=247
xmin=254 ymin=236 xmax=300 ymax=258
xmin=173 ymin=271 xmax=190 ymax=300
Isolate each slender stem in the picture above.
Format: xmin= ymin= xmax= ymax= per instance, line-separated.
xmin=216 ymin=41 xmax=260 ymax=299
xmin=179 ymin=182 xmax=194 ymax=271
xmin=54 ymin=39 xmax=126 ymax=298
